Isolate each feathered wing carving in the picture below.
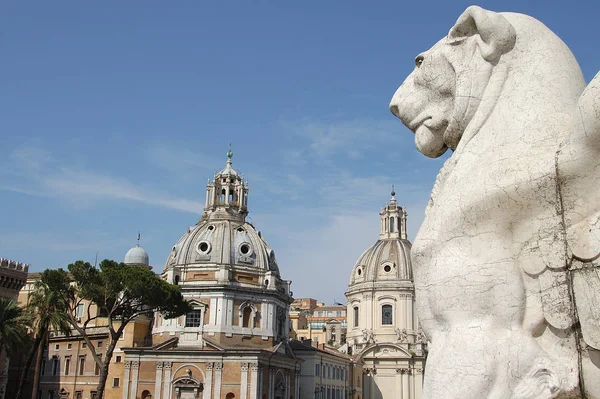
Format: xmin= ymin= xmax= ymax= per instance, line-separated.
xmin=557 ymin=71 xmax=600 ymax=349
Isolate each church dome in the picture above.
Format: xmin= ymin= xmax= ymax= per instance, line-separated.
xmin=165 ymin=220 xmax=280 ymax=274
xmin=347 ymin=191 xmax=413 ymax=288
xmin=124 ymin=244 xmax=149 ymax=266
xmin=163 ymin=148 xmax=280 ymax=276
xmin=349 ymin=239 xmax=412 ymax=285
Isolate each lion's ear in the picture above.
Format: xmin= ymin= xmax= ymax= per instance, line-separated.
xmin=448 ymin=6 xmax=516 ymax=63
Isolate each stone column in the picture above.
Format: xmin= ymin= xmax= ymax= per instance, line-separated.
xmin=154 ymin=362 xmax=163 ymax=399
xmin=249 ymin=363 xmax=258 ymax=399
xmin=396 ymin=368 xmax=403 ymax=399
xmin=415 ymin=368 xmax=424 ymax=399
xmin=122 ymin=361 xmax=131 ymax=399
xmin=163 ymin=362 xmax=172 ymax=399
xmin=205 ymin=362 xmax=214 ymax=399
xmin=294 ymin=368 xmax=300 ymax=399
xmin=401 ymin=369 xmax=410 ymax=399
xmin=240 ymin=363 xmax=249 ymax=399
xmin=130 ymin=361 xmax=140 ymax=399
xmin=284 ymin=370 xmax=290 ymax=398
xmin=214 ymin=362 xmax=223 ymax=399
xmin=268 ymin=367 xmax=275 ymax=398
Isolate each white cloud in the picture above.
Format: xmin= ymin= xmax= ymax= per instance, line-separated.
xmin=280 ymin=118 xmax=398 ymax=159
xmin=1 ymin=146 xmax=204 ymax=214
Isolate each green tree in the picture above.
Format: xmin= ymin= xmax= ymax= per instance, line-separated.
xmin=48 ymin=259 xmax=190 ymax=399
xmin=15 ymin=270 xmax=72 ymax=399
xmin=0 ymin=298 xmax=28 ymax=356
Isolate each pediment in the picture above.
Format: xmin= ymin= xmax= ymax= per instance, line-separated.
xmin=359 ymin=343 xmax=412 ymax=360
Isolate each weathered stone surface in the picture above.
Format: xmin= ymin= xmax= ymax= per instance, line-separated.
xmin=389 ymin=6 xmax=599 ymax=398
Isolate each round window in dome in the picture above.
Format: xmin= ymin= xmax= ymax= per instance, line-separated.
xmin=357 ymin=268 xmax=362 ymax=276
xmin=208 ymin=225 xmax=215 ymax=231
xmin=197 ymin=241 xmax=211 ymax=254
xmin=240 ymin=244 xmax=250 ymax=255
xmin=237 ymin=227 xmax=245 ymax=233
xmin=384 ymin=265 xmax=392 ymax=273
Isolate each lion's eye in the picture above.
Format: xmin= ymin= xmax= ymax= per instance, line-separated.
xmin=415 ymin=55 xmax=424 ymax=68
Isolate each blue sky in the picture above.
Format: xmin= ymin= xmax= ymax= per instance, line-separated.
xmin=1 ymin=1 xmax=598 ymax=304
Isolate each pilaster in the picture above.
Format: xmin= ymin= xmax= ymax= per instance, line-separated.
xmin=155 ymin=362 xmax=163 ymax=399
xmin=205 ymin=362 xmax=213 ymax=398
xmin=162 ymin=362 xmax=172 ymax=399
xmin=130 ymin=361 xmax=140 ymax=399
xmin=122 ymin=361 xmax=131 ymax=399
xmin=240 ymin=362 xmax=248 ymax=399
xmin=214 ymin=362 xmax=223 ymax=399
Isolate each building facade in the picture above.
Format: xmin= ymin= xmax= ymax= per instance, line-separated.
xmin=290 ymin=340 xmax=352 ymax=399
xmin=345 ymin=191 xmax=426 ymax=399
xmin=120 ymin=150 xmax=300 ymax=399
xmin=12 ymin=150 xmax=301 ymax=399
xmin=0 ymin=258 xmax=29 ymax=399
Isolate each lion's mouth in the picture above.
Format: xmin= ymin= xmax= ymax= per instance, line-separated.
xmin=408 ymin=115 xmax=433 ymax=132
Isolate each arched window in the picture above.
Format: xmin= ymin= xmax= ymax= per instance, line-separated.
xmin=221 ymin=189 xmax=226 ymax=204
xmin=174 ymin=275 xmax=180 ymax=285
xmin=353 ymin=307 xmax=359 ymax=327
xmin=382 ymin=304 xmax=393 ymax=325
xmin=242 ymin=307 xmax=253 ymax=328
xmin=390 ymin=217 xmax=395 ymax=232
xmin=226 ymin=393 xmax=235 ymax=399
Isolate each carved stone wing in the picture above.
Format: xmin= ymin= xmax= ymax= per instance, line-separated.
xmin=557 ymin=71 xmax=600 ymax=349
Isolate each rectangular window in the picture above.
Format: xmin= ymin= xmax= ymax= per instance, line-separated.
xmin=185 ymin=310 xmax=202 ymax=327
xmin=76 ymin=303 xmax=84 ymax=319
xmin=115 ymin=355 xmax=122 ymax=363
xmin=48 ymin=391 xmax=55 ymax=399
xmin=52 ymin=358 xmax=59 ymax=375
xmin=382 ymin=305 xmax=393 ymax=325
xmin=82 ymin=342 xmax=86 ymax=349
xmin=91 ymin=392 xmax=97 ymax=399
xmin=353 ymin=307 xmax=359 ymax=327
xmin=64 ymin=357 xmax=71 ymax=376
xmin=315 ymin=364 xmax=320 ymax=377
xmin=41 ymin=360 xmax=46 ymax=376
xmin=113 ymin=377 xmax=120 ymax=387
xmin=67 ymin=343 xmax=72 ymax=350
xmin=78 ymin=356 xmax=85 ymax=375
xmin=95 ymin=362 xmax=100 ymax=376
xmin=74 ymin=392 xmax=82 ymax=399
xmin=54 ymin=344 xmax=59 ymax=350
xmin=97 ymin=341 xmax=103 ymax=348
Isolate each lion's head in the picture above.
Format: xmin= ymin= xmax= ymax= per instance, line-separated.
xmin=389 ymin=6 xmax=516 ymax=158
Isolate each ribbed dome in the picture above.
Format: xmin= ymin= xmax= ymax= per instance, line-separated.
xmin=348 ymin=239 xmax=412 ymax=286
xmin=165 ymin=219 xmax=279 ymax=275
xmin=124 ymin=245 xmax=149 ymax=266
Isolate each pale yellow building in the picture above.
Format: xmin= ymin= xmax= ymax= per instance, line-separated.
xmin=345 ymin=191 xmax=426 ymax=399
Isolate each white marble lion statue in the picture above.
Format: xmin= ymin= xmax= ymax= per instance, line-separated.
xmin=389 ymin=6 xmax=600 ymax=399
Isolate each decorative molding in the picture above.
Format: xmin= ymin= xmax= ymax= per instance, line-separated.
xmin=156 ymin=361 xmax=164 ymax=370
xmin=214 ymin=362 xmax=223 ymax=371
xmin=250 ymin=363 xmax=259 ymax=372
xmin=206 ymin=362 xmax=214 ymax=371
xmin=124 ymin=361 xmax=132 ymax=370
xmin=164 ymin=362 xmax=172 ymax=370
xmin=132 ymin=361 xmax=140 ymax=370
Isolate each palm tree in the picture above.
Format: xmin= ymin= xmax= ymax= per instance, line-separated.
xmin=14 ymin=274 xmax=71 ymax=399
xmin=0 ymin=298 xmax=27 ymax=356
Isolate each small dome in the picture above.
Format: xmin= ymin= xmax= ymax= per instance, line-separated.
xmin=124 ymin=245 xmax=149 ymax=266
xmin=348 ymin=239 xmax=412 ymax=287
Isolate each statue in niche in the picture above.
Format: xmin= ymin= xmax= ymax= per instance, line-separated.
xmin=389 ymin=6 xmax=600 ymax=398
